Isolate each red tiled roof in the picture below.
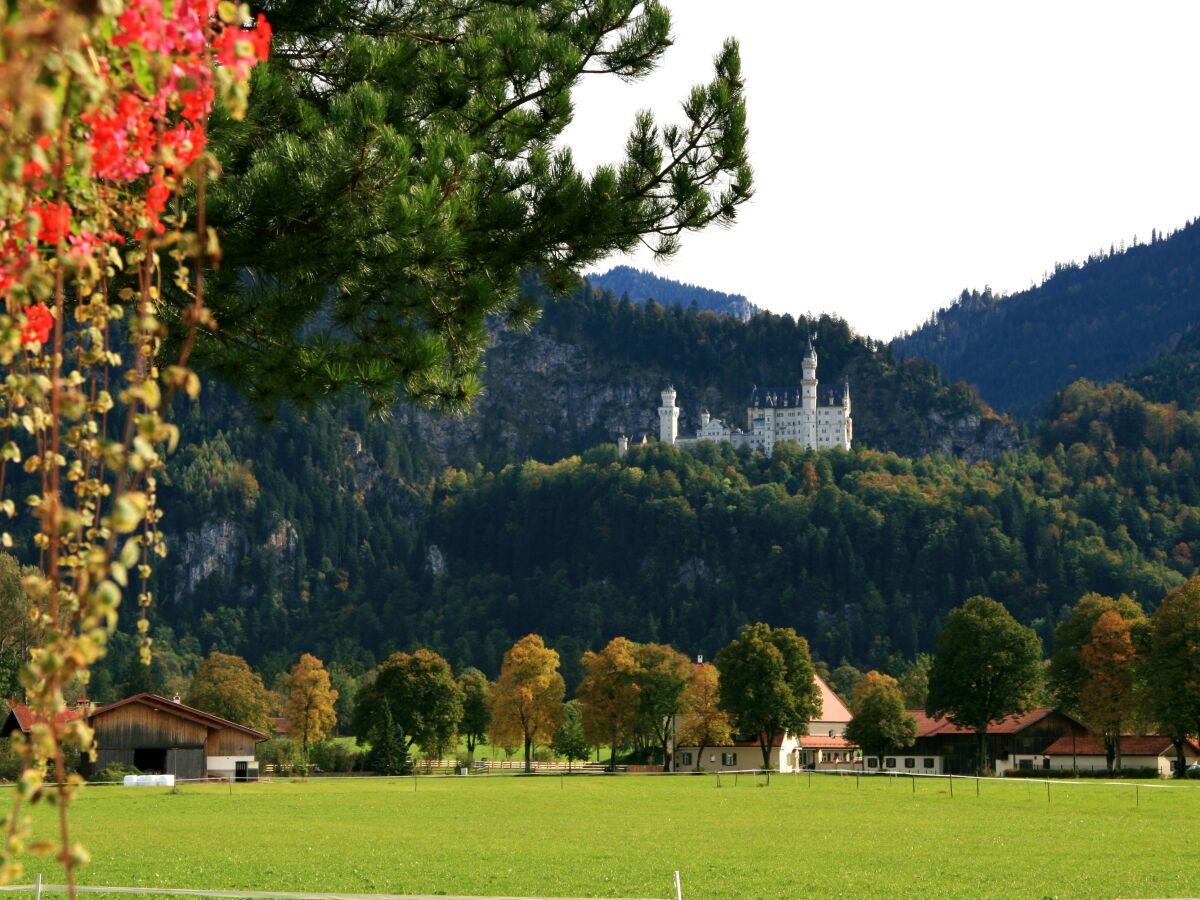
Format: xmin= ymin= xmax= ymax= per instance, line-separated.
xmin=1041 ymin=735 xmax=1200 ymax=757
xmin=731 ymin=733 xmax=786 ymax=748
xmin=88 ymin=693 xmax=268 ymax=741
xmin=5 ymin=702 xmax=85 ymax=733
xmin=800 ymin=736 xmax=857 ymax=749
xmin=907 ymin=707 xmax=1062 ymax=737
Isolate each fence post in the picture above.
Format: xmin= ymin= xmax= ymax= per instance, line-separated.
xmin=1135 ymin=785 xmax=1139 ymax=808
xmin=1046 ymin=781 xmax=1050 ymax=803
xmin=911 ymin=774 xmax=915 ymax=793
xmin=949 ymin=776 xmax=953 ymax=798
xmin=975 ymin=777 xmax=979 ymax=797
xmin=35 ymin=873 xmax=41 ymax=900
xmin=674 ymin=870 xmax=683 ymax=900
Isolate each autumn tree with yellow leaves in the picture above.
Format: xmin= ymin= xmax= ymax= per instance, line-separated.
xmin=577 ymin=637 xmax=641 ymax=771
xmin=676 ymin=663 xmax=732 ymax=771
xmin=489 ymin=635 xmax=565 ymax=773
xmin=283 ymin=654 xmax=340 ymax=758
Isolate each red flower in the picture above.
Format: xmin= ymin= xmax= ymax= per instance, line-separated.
xmin=215 ymin=14 xmax=272 ymax=77
xmin=32 ymin=200 xmax=72 ymax=245
xmin=20 ymin=303 xmax=54 ymax=346
xmin=145 ymin=169 xmax=171 ymax=234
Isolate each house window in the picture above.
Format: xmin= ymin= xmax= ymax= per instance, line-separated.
xmin=886 ymin=758 xmax=896 ymax=769
xmin=867 ymin=757 xmax=878 ymax=769
xmin=681 ymin=752 xmax=692 ymax=766
xmin=721 ymin=753 xmax=737 ymax=766
xmin=1019 ymin=758 xmax=1033 ymax=770
xmin=923 ymin=758 xmax=934 ymax=769
xmin=904 ymin=758 xmax=915 ymax=769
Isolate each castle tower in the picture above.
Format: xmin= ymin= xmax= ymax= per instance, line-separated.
xmin=801 ymin=337 xmax=818 ymax=447
xmin=617 ymin=435 xmax=630 ymax=457
xmin=659 ymin=386 xmax=680 ymax=445
xmin=801 ymin=337 xmax=818 ymax=412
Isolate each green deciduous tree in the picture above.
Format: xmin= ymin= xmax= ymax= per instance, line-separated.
xmin=632 ymin=642 xmax=692 ymax=771
xmin=926 ymin=596 xmax=1044 ymax=775
xmin=1144 ymin=577 xmax=1200 ymax=777
xmin=201 ymin=0 xmax=753 ymax=412
xmin=716 ymin=623 xmax=821 ymax=770
xmin=456 ymin=667 xmax=492 ymax=766
xmin=354 ymin=649 xmax=464 ymax=757
xmin=844 ymin=671 xmax=917 ymax=763
xmin=185 ymin=652 xmax=273 ymax=732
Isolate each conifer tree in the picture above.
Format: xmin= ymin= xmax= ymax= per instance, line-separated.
xmin=199 ymin=0 xmax=753 ymax=412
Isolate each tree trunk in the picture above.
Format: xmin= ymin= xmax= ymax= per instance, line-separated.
xmin=466 ymin=736 xmax=475 ymax=767
xmin=1173 ymin=739 xmax=1186 ymax=778
xmin=523 ymin=732 xmax=532 ymax=774
xmin=976 ymin=729 xmax=988 ymax=775
xmin=760 ymin=734 xmax=772 ymax=771
xmin=661 ymin=735 xmax=671 ymax=772
xmin=610 ymin=728 xmax=619 ymax=772
xmin=696 ymin=743 xmax=706 ymax=772
xmin=1113 ymin=733 xmax=1122 ymax=773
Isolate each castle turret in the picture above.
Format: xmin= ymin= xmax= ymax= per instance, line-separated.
xmin=801 ymin=337 xmax=818 ymax=412
xmin=617 ymin=435 xmax=630 ymax=457
xmin=659 ymin=386 xmax=680 ymax=445
xmin=700 ymin=409 xmax=711 ymax=428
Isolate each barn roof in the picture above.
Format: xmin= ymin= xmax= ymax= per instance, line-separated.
xmin=3 ymin=701 xmax=86 ymax=734
xmin=907 ymin=707 xmax=1076 ymax=738
xmin=799 ymin=735 xmax=857 ymax=749
xmin=88 ymin=693 xmax=268 ymax=741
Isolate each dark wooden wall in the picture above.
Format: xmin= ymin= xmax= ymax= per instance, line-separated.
xmin=89 ymin=747 xmax=205 ymax=780
xmin=207 ymin=729 xmax=257 ymax=757
xmin=92 ymin=703 xmax=209 ymax=749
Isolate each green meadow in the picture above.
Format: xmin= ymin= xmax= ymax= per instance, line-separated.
xmin=15 ymin=774 xmax=1200 ymax=899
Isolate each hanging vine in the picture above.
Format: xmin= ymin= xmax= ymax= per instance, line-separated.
xmin=0 ymin=0 xmax=269 ymax=891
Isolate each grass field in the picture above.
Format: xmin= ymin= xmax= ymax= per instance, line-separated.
xmin=15 ymin=773 xmax=1200 ymax=899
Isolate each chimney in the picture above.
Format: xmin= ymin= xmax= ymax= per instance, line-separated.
xmin=171 ymin=693 xmax=181 ymax=704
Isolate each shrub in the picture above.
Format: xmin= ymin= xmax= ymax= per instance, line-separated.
xmin=310 ymin=741 xmax=366 ymax=773
xmin=1002 ymin=766 xmax=1162 ymax=779
xmin=89 ymin=763 xmax=140 ymax=783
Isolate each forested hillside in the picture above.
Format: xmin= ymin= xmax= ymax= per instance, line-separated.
xmin=584 ymin=265 xmax=758 ymax=319
xmin=82 ymin=362 xmax=1200 ymax=700
xmin=395 ymin=283 xmax=1018 ymax=471
xmin=1122 ymin=323 xmax=1200 ymax=409
xmin=894 ymin=220 xmax=1200 ymax=417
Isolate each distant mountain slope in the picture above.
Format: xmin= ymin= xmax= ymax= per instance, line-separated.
xmin=1122 ymin=323 xmax=1200 ymax=409
xmin=893 ymin=220 xmax=1200 ymax=418
xmin=585 ymin=265 xmax=759 ymax=320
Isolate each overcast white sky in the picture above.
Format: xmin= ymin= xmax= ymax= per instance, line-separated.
xmin=560 ymin=1 xmax=1200 ymax=341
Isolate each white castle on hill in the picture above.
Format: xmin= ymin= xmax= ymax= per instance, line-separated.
xmin=620 ymin=338 xmax=852 ymax=456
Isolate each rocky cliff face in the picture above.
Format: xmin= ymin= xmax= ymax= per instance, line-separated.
xmin=395 ymin=324 xmax=1019 ymax=470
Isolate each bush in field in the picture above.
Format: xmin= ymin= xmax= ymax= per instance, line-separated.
xmin=310 ymin=741 xmax=365 ymax=773
xmin=89 ymin=763 xmax=141 ymax=784
xmin=256 ymin=738 xmax=300 ymax=773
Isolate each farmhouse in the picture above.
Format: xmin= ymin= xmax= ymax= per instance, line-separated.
xmin=1039 ymin=735 xmax=1200 ymax=777
xmin=672 ymin=673 xmax=857 ymax=773
xmin=879 ymin=708 xmax=1087 ymax=776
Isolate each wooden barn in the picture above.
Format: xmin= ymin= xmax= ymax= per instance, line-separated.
xmin=77 ymin=693 xmax=267 ymax=781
